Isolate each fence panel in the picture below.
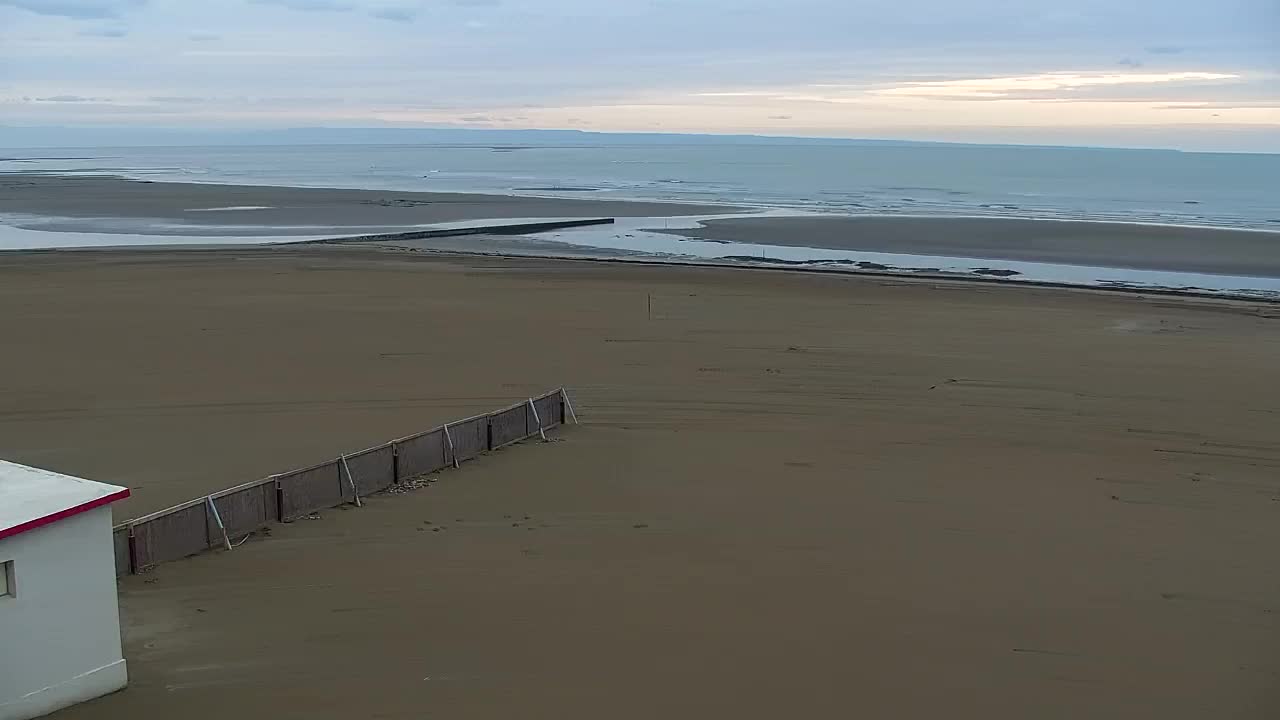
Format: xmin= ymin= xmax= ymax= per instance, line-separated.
xmin=113 ymin=525 xmax=131 ymax=577
xmin=108 ymin=389 xmax=572 ymax=572
xmin=396 ymin=428 xmax=448 ymax=479
xmin=278 ymin=461 xmax=343 ymax=521
xmin=343 ymin=444 xmax=395 ymax=498
xmin=449 ymin=416 xmax=488 ymax=462
xmin=130 ymin=501 xmax=210 ymax=571
xmin=533 ymin=391 xmax=564 ymax=429
xmin=489 ymin=404 xmax=530 ymax=449
xmin=210 ymin=478 xmax=278 ymax=540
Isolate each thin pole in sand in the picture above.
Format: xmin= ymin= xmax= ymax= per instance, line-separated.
xmin=648 ymin=293 xmax=652 ymax=320
xmin=206 ymin=496 xmax=233 ymax=551
xmin=340 ymin=454 xmax=363 ymax=508
xmin=527 ymin=398 xmax=548 ymax=442
xmin=560 ymin=387 xmax=580 ymax=425
xmin=443 ymin=423 xmax=460 ymax=468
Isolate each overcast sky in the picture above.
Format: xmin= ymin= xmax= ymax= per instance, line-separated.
xmin=1 ymin=0 xmax=1277 ymax=150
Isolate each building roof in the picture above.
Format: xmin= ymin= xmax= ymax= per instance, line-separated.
xmin=0 ymin=460 xmax=130 ymax=542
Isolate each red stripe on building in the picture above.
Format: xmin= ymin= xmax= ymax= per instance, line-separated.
xmin=0 ymin=488 xmax=131 ymax=542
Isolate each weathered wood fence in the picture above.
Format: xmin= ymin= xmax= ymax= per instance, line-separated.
xmin=112 ymin=388 xmax=576 ymax=576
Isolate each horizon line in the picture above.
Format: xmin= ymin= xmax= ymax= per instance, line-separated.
xmin=1 ymin=124 xmax=1277 ymax=156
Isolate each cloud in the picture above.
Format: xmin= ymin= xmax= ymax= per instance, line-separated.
xmin=694 ymin=92 xmax=787 ymax=98
xmin=454 ymin=113 xmax=524 ymax=124
xmin=369 ymin=6 xmax=416 ymax=22
xmin=874 ymin=72 xmax=1238 ymax=99
xmin=0 ymin=0 xmax=143 ymax=18
xmin=78 ymin=25 xmax=128 ymax=37
xmin=247 ymin=0 xmax=353 ymax=12
xmin=182 ymin=48 xmax=357 ymax=59
xmin=3 ymin=0 xmax=1275 ymax=151
xmin=34 ymin=94 xmax=110 ymax=102
xmin=1153 ymin=101 xmax=1280 ymax=110
xmin=245 ymin=96 xmax=343 ymax=106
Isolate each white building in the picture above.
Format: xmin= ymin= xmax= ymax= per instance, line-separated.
xmin=0 ymin=460 xmax=131 ymax=720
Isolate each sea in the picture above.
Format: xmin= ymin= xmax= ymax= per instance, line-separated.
xmin=3 ymin=142 xmax=1278 ymax=229
xmin=3 ymin=141 xmax=1279 ymax=299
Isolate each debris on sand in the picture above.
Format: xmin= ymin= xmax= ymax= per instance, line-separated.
xmin=384 ymin=475 xmax=439 ymax=495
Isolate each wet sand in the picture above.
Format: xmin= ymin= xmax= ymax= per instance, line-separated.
xmin=663 ymin=216 xmax=1280 ymax=277
xmin=5 ymin=174 xmax=1279 ymax=282
xmin=1 ymin=248 xmax=1277 ymax=718
xmin=0 ymin=174 xmax=735 ymax=236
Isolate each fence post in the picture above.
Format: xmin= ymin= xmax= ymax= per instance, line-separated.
xmin=340 ymin=454 xmax=363 ymax=508
xmin=528 ymin=398 xmax=548 ymax=441
xmin=560 ymin=387 xmax=580 ymax=425
xmin=127 ymin=525 xmax=139 ymax=576
xmin=206 ymin=496 xmax=233 ymax=551
xmin=273 ymin=476 xmax=284 ymax=522
xmin=392 ymin=443 xmax=400 ymax=484
xmin=443 ymin=423 xmax=459 ymax=469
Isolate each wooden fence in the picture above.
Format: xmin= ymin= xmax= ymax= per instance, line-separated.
xmin=112 ymin=388 xmax=575 ymax=575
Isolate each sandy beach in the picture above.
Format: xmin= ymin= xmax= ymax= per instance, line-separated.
xmin=6 ymin=0 xmax=1280 ymax=716
xmin=4 ymin=174 xmax=1279 ymax=288
xmin=0 ymin=174 xmax=736 ymax=235
xmin=1 ymin=247 xmax=1277 ymax=718
xmin=662 ymin=216 xmax=1280 ymax=278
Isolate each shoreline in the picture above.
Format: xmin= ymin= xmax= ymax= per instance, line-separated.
xmin=5 ymin=148 xmax=1277 ymax=234
xmin=649 ymin=215 xmax=1280 ymax=279
xmin=805 ymin=211 xmax=1280 ymax=236
xmin=6 ymin=242 xmax=1279 ymax=306
xmin=3 ymin=173 xmax=1279 ymax=299
xmin=4 ymin=171 xmax=1279 ymax=237
xmin=0 ymin=172 xmax=742 ymax=235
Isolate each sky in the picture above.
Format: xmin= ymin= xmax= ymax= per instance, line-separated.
xmin=1 ymin=0 xmax=1278 ymax=151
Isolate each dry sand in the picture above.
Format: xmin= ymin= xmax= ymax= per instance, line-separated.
xmin=0 ymin=174 xmax=735 ymax=236
xmin=665 ymin=216 xmax=1280 ymax=277
xmin=1 ymin=248 xmax=1278 ymax=718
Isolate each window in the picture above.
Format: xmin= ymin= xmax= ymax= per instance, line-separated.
xmin=1 ymin=561 xmax=12 ymax=598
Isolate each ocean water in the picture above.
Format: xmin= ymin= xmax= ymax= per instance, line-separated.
xmin=3 ymin=142 xmax=1278 ymax=230
xmin=3 ymin=142 xmax=1279 ymax=300
xmin=544 ymin=215 xmax=1280 ymax=302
